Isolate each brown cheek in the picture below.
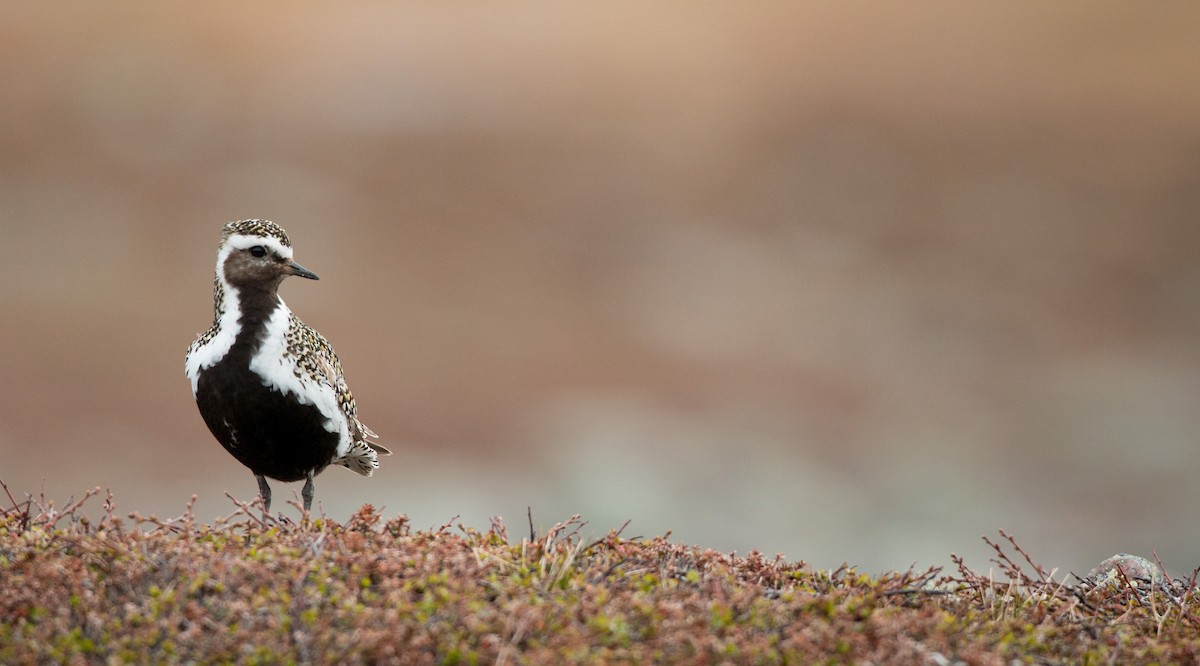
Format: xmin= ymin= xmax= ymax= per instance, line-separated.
xmin=221 ymin=253 xmax=243 ymax=278
xmin=255 ymin=263 xmax=279 ymax=281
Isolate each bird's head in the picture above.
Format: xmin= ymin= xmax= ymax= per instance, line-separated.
xmin=215 ymin=219 xmax=319 ymax=291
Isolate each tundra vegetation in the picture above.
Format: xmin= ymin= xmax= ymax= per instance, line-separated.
xmin=1 ymin=482 xmax=1197 ymax=664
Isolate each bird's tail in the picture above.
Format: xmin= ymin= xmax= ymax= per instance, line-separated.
xmin=337 ymin=440 xmax=383 ymax=477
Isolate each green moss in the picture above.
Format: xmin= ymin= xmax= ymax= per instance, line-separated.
xmin=709 ymin=602 xmax=735 ymax=630
xmin=588 ymin=612 xmax=633 ymax=647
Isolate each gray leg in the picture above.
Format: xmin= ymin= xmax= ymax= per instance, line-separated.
xmin=256 ymin=474 xmax=272 ymax=512
xmin=301 ymin=470 xmax=315 ymax=512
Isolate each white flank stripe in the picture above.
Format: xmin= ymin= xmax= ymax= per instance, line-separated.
xmin=248 ymin=301 xmax=351 ymax=458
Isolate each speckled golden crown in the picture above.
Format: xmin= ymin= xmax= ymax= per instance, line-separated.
xmin=220 ymin=219 xmax=292 ymax=247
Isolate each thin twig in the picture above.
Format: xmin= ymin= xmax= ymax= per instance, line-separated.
xmin=224 ymin=492 xmax=270 ymax=528
xmin=999 ymin=529 xmax=1048 ymax=583
xmin=434 ymin=515 xmax=461 ymax=536
xmin=585 ymin=518 xmax=632 ymax=552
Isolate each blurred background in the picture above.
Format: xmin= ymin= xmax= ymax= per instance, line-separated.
xmin=3 ymin=3 xmax=1200 ymax=575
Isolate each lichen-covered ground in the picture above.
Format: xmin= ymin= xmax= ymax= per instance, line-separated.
xmin=2 ymin=487 xmax=1198 ymax=664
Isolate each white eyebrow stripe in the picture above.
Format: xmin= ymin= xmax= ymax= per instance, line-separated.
xmin=226 ymin=234 xmax=294 ymax=260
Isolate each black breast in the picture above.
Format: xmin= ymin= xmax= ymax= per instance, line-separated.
xmin=196 ymin=358 xmax=340 ymax=482
xmin=194 ymin=293 xmax=339 ymax=483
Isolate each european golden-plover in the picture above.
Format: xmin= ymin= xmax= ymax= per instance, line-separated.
xmin=185 ymin=219 xmax=389 ymax=512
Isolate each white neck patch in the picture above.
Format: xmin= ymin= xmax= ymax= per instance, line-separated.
xmin=186 ymin=234 xmax=280 ymax=392
xmin=185 ymin=233 xmax=298 ymax=393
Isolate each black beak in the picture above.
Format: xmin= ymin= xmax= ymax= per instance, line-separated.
xmin=286 ymin=261 xmax=320 ymax=280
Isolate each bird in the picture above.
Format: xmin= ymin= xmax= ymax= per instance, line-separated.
xmin=185 ymin=219 xmax=389 ymax=512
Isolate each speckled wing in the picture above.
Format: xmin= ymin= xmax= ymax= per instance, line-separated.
xmin=285 ymin=313 xmax=391 ymax=474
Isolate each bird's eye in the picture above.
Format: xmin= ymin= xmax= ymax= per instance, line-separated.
xmin=249 ymin=246 xmax=266 ymax=258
